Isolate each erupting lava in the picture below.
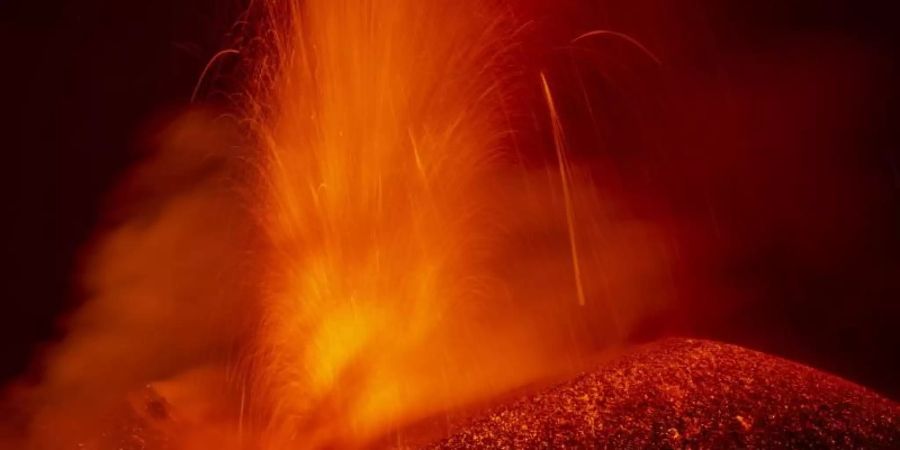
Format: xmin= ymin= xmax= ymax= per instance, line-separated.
xmin=241 ymin=1 xmax=665 ymax=446
xmin=5 ymin=0 xmax=895 ymax=449
xmin=2 ymin=1 xmax=669 ymax=448
xmin=246 ymin=0 xmax=552 ymax=446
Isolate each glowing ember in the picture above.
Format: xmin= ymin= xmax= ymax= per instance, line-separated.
xmin=434 ymin=339 xmax=900 ymax=448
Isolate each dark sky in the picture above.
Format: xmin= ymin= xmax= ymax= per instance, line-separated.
xmin=0 ymin=0 xmax=242 ymax=382
xmin=1 ymin=0 xmax=898 ymax=398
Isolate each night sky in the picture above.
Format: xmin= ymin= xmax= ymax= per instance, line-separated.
xmin=2 ymin=0 xmax=899 ymax=399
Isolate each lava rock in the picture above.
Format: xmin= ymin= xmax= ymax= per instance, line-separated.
xmin=431 ymin=339 xmax=899 ymax=449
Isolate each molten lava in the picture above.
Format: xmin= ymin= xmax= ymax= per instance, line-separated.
xmin=240 ymin=0 xmax=662 ymax=446
xmin=1 ymin=1 xmax=670 ymax=448
xmin=8 ymin=0 xmax=893 ymax=449
xmin=245 ymin=0 xmax=539 ymax=445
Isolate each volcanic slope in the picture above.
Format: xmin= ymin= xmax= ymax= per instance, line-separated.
xmin=432 ymin=338 xmax=900 ymax=449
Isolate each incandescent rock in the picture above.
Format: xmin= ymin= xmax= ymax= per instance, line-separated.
xmin=432 ymin=339 xmax=900 ymax=449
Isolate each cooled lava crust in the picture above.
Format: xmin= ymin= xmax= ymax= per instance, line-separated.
xmin=431 ymin=339 xmax=899 ymax=449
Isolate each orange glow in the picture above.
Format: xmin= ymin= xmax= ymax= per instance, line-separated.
xmin=246 ymin=1 xmax=564 ymax=445
xmin=1 ymin=1 xmax=675 ymax=448
xmin=239 ymin=2 xmax=671 ymax=446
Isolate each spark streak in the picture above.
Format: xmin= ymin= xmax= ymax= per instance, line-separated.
xmin=540 ymin=72 xmax=587 ymax=307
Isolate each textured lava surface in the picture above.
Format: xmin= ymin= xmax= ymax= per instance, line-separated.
xmin=431 ymin=339 xmax=900 ymax=449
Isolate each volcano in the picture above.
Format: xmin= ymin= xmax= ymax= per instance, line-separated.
xmin=93 ymin=339 xmax=900 ymax=449
xmin=432 ymin=339 xmax=899 ymax=449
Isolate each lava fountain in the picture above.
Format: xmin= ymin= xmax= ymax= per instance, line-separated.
xmin=3 ymin=0 xmax=673 ymax=448
xmin=245 ymin=0 xmax=542 ymax=446
xmin=242 ymin=0 xmax=664 ymax=446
